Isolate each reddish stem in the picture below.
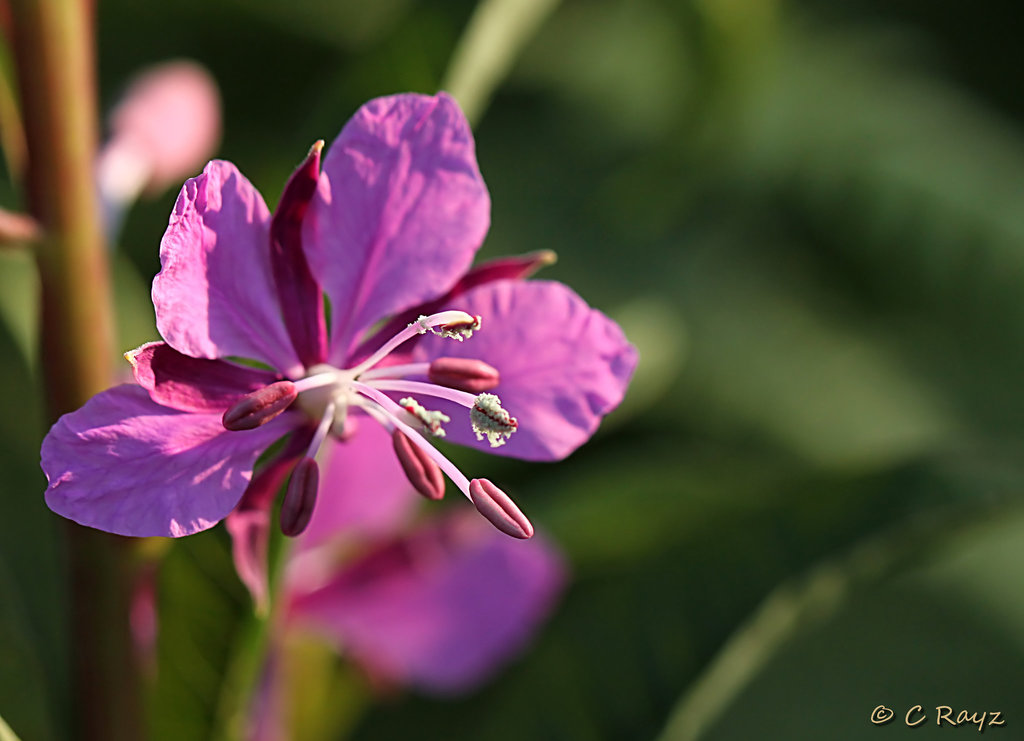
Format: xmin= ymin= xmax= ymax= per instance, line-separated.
xmin=9 ymin=0 xmax=141 ymax=739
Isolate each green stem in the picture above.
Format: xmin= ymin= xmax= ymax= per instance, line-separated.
xmin=8 ymin=1 xmax=139 ymax=740
xmin=442 ymin=0 xmax=562 ymax=126
xmin=213 ymin=523 xmax=293 ymax=740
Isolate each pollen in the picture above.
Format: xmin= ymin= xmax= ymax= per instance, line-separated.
xmin=411 ymin=315 xmax=432 ymax=335
xmin=399 ymin=397 xmax=451 ymax=437
xmin=433 ymin=314 xmax=482 ymax=341
xmin=471 ymin=393 xmax=518 ymax=447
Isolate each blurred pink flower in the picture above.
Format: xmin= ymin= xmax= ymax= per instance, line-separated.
xmin=97 ymin=60 xmax=220 ymax=221
xmin=249 ymin=430 xmax=565 ymax=738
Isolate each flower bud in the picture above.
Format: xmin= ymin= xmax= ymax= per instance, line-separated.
xmin=103 ymin=60 xmax=221 ymax=195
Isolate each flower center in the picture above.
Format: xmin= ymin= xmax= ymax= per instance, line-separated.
xmin=293 ymin=364 xmax=354 ymax=436
xmin=224 ymin=309 xmax=532 ymax=539
xmin=291 ymin=310 xmax=506 ymax=443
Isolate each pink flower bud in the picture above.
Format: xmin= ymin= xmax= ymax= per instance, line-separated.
xmin=222 ymin=381 xmax=297 ymax=431
xmin=427 ymin=357 xmax=500 ymax=393
xmin=468 ymin=478 xmax=534 ymax=539
xmin=280 ymin=458 xmax=319 ymax=537
xmin=392 ymin=429 xmax=445 ymax=500
xmin=98 ymin=60 xmax=221 ymax=201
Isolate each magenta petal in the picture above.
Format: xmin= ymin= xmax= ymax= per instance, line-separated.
xmin=349 ymin=250 xmax=556 ymax=364
xmin=413 ymin=280 xmax=638 ymax=460
xmin=153 ymin=160 xmax=303 ymax=376
xmin=269 ymin=142 xmax=328 ymax=369
xmin=298 ymin=418 xmax=415 ymax=551
xmin=42 ymin=385 xmax=293 ymax=537
xmin=127 ymin=341 xmax=279 ymax=412
xmin=303 ymin=93 xmax=490 ymax=361
xmin=289 ymin=515 xmax=566 ymax=694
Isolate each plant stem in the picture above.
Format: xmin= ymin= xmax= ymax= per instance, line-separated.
xmin=8 ymin=1 xmax=140 ymax=739
xmin=442 ymin=0 xmax=562 ymax=126
xmin=213 ymin=525 xmax=292 ymax=740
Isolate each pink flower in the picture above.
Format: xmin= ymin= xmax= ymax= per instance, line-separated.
xmin=41 ymin=93 xmax=636 ymax=547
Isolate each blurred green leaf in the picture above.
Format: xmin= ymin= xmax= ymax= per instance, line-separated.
xmin=147 ymin=530 xmax=251 ymax=741
xmin=673 ymin=229 xmax=959 ymax=468
xmin=655 ymin=500 xmax=1012 ymax=741
xmin=0 ymin=250 xmax=37 ymax=365
xmin=0 ymin=319 xmax=65 ymax=740
xmin=515 ymin=0 xmax=693 ymax=141
xmin=662 ymin=508 xmax=1024 ymax=741
xmin=112 ymin=253 xmax=157 ymax=353
xmin=728 ymin=24 xmax=1024 ymax=332
xmin=225 ymin=0 xmax=414 ymax=51
xmin=0 ymin=714 xmax=24 ymax=741
xmin=0 ymin=556 xmax=56 ymax=741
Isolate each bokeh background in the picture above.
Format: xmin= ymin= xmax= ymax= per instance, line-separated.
xmin=2 ymin=0 xmax=1024 ymax=738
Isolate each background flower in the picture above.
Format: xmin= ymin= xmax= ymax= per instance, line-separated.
xmin=250 ymin=431 xmax=565 ymax=737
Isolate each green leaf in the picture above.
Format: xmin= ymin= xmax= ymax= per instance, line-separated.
xmin=655 ymin=501 xmax=1019 ymax=741
xmin=0 ymin=555 xmax=57 ymax=741
xmin=147 ymin=530 xmax=251 ymax=741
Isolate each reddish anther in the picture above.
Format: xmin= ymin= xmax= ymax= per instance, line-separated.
xmin=222 ymin=381 xmax=297 ymax=431
xmin=392 ymin=430 xmax=445 ymax=500
xmin=468 ymin=478 xmax=534 ymax=539
xmin=427 ymin=357 xmax=500 ymax=393
xmin=280 ymin=457 xmax=319 ymax=537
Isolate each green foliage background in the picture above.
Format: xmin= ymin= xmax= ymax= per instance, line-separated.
xmin=3 ymin=0 xmax=1024 ymax=738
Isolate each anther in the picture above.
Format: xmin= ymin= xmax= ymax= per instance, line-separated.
xmin=222 ymin=381 xmax=297 ymax=431
xmin=468 ymin=478 xmax=534 ymax=539
xmin=433 ymin=314 xmax=482 ymax=341
xmin=392 ymin=430 xmax=445 ymax=500
xmin=471 ymin=393 xmax=517 ymax=447
xmin=280 ymin=457 xmax=319 ymax=537
xmin=427 ymin=357 xmax=500 ymax=393
xmin=400 ymin=397 xmax=450 ymax=437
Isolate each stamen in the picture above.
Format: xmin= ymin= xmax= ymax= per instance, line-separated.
xmin=347 ymin=310 xmax=480 ymax=376
xmin=428 ymin=357 xmax=500 ymax=393
xmin=351 ymin=382 xmax=470 ymax=495
xmin=306 ymin=400 xmax=336 ymax=459
xmin=280 ymin=458 xmax=319 ymax=537
xmin=471 ymin=393 xmax=518 ymax=447
xmin=358 ymin=362 xmax=430 ymax=382
xmin=399 ymin=397 xmax=450 ymax=437
xmin=468 ymin=478 xmax=534 ymax=539
xmin=392 ymin=430 xmax=445 ymax=500
xmin=365 ymin=379 xmax=477 ymax=408
xmin=222 ymin=381 xmax=297 ymax=431
xmin=291 ymin=370 xmax=340 ymax=394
